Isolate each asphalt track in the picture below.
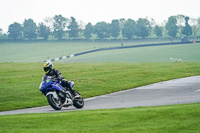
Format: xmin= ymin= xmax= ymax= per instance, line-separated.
xmin=1 ymin=76 xmax=200 ymax=115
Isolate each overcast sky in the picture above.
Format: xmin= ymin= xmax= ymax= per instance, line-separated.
xmin=1 ymin=0 xmax=200 ymax=33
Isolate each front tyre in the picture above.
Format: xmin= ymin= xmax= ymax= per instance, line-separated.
xmin=73 ymin=91 xmax=84 ymax=108
xmin=47 ymin=94 xmax=62 ymax=110
xmin=73 ymin=97 xmax=84 ymax=108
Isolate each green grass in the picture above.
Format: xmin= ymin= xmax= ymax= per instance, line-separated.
xmin=0 ymin=103 xmax=200 ymax=133
xmin=1 ymin=42 xmax=200 ymax=132
xmin=62 ymin=43 xmax=200 ymax=63
xmin=0 ymin=62 xmax=200 ymax=111
xmin=1 ymin=42 xmax=199 ymax=63
xmin=0 ymin=42 xmax=126 ymax=62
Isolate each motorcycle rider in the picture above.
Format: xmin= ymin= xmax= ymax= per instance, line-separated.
xmin=42 ymin=61 xmax=80 ymax=98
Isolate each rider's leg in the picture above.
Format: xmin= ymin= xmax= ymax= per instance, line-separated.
xmin=61 ymin=79 xmax=79 ymax=97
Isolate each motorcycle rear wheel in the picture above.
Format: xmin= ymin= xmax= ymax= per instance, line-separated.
xmin=47 ymin=94 xmax=62 ymax=110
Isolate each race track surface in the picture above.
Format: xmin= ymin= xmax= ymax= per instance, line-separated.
xmin=1 ymin=76 xmax=200 ymax=115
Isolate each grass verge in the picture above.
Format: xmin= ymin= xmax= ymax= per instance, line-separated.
xmin=63 ymin=43 xmax=200 ymax=63
xmin=0 ymin=62 xmax=200 ymax=111
xmin=1 ymin=42 xmax=199 ymax=62
xmin=0 ymin=103 xmax=200 ymax=132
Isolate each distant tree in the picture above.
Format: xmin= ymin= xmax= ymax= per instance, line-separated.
xmin=161 ymin=20 xmax=167 ymax=37
xmin=0 ymin=29 xmax=8 ymax=41
xmin=53 ymin=15 xmax=68 ymax=40
xmin=77 ymin=20 xmax=86 ymax=38
xmin=23 ymin=19 xmax=37 ymax=40
xmin=110 ymin=19 xmax=120 ymax=39
xmin=122 ymin=19 xmax=136 ymax=39
xmin=154 ymin=25 xmax=163 ymax=38
xmin=68 ymin=17 xmax=79 ymax=39
xmin=44 ymin=17 xmax=55 ymax=32
xmin=0 ymin=28 xmax=3 ymax=41
xmin=38 ymin=22 xmax=50 ymax=40
xmin=190 ymin=17 xmax=198 ymax=38
xmin=78 ymin=20 xmax=85 ymax=30
xmin=197 ymin=17 xmax=200 ymax=36
xmin=119 ymin=18 xmax=126 ymax=39
xmin=8 ymin=22 xmax=23 ymax=40
xmin=198 ymin=17 xmax=200 ymax=26
xmin=165 ymin=16 xmax=178 ymax=38
xmin=182 ymin=17 xmax=192 ymax=37
xmin=93 ymin=21 xmax=109 ymax=39
xmin=135 ymin=18 xmax=151 ymax=38
xmin=147 ymin=17 xmax=156 ymax=37
xmin=176 ymin=14 xmax=185 ymax=37
xmin=0 ymin=28 xmax=2 ymax=39
xmin=83 ymin=22 xmax=93 ymax=39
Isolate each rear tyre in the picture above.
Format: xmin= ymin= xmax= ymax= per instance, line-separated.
xmin=47 ymin=94 xmax=62 ymax=110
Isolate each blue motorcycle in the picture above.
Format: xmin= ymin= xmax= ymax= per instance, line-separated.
xmin=39 ymin=78 xmax=84 ymax=110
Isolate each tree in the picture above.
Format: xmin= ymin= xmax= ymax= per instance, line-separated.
xmin=154 ymin=25 xmax=163 ymax=38
xmin=77 ymin=20 xmax=86 ymax=38
xmin=0 ymin=28 xmax=2 ymax=38
xmin=122 ymin=19 xmax=136 ymax=39
xmin=38 ymin=22 xmax=50 ymax=40
xmin=198 ymin=17 xmax=200 ymax=27
xmin=93 ymin=22 xmax=109 ymax=39
xmin=182 ymin=17 xmax=192 ymax=37
xmin=165 ymin=16 xmax=178 ymax=38
xmin=0 ymin=28 xmax=3 ymax=41
xmin=68 ymin=17 xmax=79 ymax=39
xmin=190 ymin=17 xmax=198 ymax=38
xmin=162 ymin=20 xmax=167 ymax=37
xmin=23 ymin=19 xmax=37 ymax=40
xmin=8 ymin=22 xmax=23 ymax=40
xmin=176 ymin=14 xmax=185 ymax=37
xmin=83 ymin=22 xmax=93 ymax=39
xmin=110 ymin=19 xmax=120 ymax=39
xmin=0 ymin=29 xmax=8 ymax=41
xmin=135 ymin=18 xmax=151 ymax=38
xmin=53 ymin=15 xmax=68 ymax=40
xmin=44 ymin=17 xmax=55 ymax=32
xmin=147 ymin=17 xmax=156 ymax=37
xmin=119 ymin=18 xmax=125 ymax=39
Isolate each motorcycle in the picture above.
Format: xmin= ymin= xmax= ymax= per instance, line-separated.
xmin=39 ymin=77 xmax=84 ymax=110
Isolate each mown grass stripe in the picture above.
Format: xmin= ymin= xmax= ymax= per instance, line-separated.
xmin=43 ymin=42 xmax=196 ymax=62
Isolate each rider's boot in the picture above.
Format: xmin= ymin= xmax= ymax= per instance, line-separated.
xmin=65 ymin=81 xmax=81 ymax=99
xmin=70 ymin=88 xmax=81 ymax=99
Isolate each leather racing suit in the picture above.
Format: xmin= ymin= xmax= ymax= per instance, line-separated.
xmin=42 ymin=69 xmax=76 ymax=96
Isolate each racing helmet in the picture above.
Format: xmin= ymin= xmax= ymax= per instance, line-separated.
xmin=43 ymin=61 xmax=54 ymax=74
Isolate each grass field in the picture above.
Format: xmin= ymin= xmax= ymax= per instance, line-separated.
xmin=1 ymin=42 xmax=200 ymax=132
xmin=62 ymin=43 xmax=200 ymax=63
xmin=1 ymin=42 xmax=199 ymax=63
xmin=0 ymin=42 xmax=128 ymax=62
xmin=0 ymin=62 xmax=200 ymax=111
xmin=0 ymin=103 xmax=200 ymax=132
xmin=0 ymin=42 xmax=98 ymax=62
xmin=0 ymin=42 xmax=200 ymax=111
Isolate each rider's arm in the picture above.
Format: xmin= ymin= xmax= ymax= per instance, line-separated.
xmin=42 ymin=75 xmax=47 ymax=81
xmin=55 ymin=69 xmax=65 ymax=80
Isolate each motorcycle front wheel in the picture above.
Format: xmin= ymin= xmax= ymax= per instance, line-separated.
xmin=47 ymin=94 xmax=62 ymax=110
xmin=73 ymin=91 xmax=84 ymax=109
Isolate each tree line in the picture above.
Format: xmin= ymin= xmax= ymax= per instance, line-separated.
xmin=0 ymin=14 xmax=200 ymax=41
